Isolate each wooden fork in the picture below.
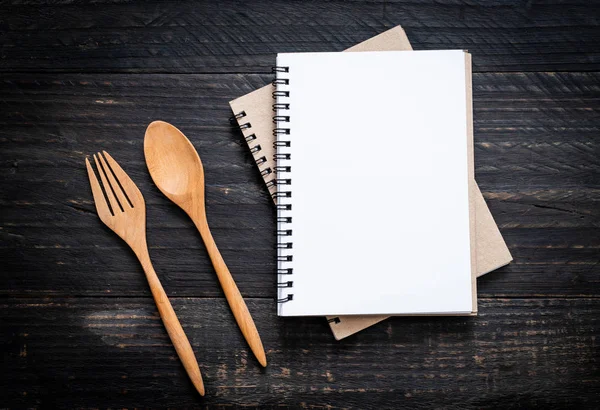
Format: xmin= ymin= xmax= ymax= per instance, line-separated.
xmin=85 ymin=151 xmax=205 ymax=396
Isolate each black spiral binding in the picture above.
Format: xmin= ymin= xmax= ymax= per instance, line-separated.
xmin=272 ymin=65 xmax=294 ymax=305
xmin=229 ymin=110 xmax=274 ymax=185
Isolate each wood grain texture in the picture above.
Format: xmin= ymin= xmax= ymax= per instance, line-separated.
xmin=0 ymin=1 xmax=599 ymax=73
xmin=1 ymin=2 xmax=599 ymax=406
xmin=1 ymin=297 xmax=599 ymax=408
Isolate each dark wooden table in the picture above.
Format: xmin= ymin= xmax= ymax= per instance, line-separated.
xmin=1 ymin=1 xmax=599 ymax=408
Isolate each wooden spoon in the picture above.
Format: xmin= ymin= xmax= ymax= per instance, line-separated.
xmin=144 ymin=120 xmax=267 ymax=367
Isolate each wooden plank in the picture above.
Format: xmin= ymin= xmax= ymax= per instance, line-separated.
xmin=0 ymin=1 xmax=599 ymax=73
xmin=0 ymin=72 xmax=598 ymax=177
xmin=1 ymin=72 xmax=598 ymax=134
xmin=0 ymin=250 xmax=597 ymax=297
xmin=0 ymin=71 xmax=598 ymax=297
xmin=1 ymin=297 xmax=599 ymax=408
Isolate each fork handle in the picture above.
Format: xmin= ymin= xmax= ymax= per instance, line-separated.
xmin=139 ymin=256 xmax=205 ymax=396
xmin=194 ymin=219 xmax=267 ymax=367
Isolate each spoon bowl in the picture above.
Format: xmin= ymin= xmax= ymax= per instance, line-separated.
xmin=144 ymin=121 xmax=205 ymax=205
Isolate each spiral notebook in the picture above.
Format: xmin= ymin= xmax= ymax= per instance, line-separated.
xmin=230 ymin=27 xmax=512 ymax=337
xmin=268 ymin=49 xmax=477 ymax=316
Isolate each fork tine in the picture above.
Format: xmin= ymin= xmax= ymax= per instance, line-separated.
xmin=94 ymin=153 xmax=122 ymax=213
xmin=96 ymin=152 xmax=131 ymax=210
xmin=101 ymin=151 xmax=144 ymax=207
xmin=85 ymin=157 xmax=113 ymax=222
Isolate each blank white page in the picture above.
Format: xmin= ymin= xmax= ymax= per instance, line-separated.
xmin=275 ymin=50 xmax=473 ymax=316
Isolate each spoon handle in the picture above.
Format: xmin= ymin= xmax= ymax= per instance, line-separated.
xmin=194 ymin=219 xmax=267 ymax=367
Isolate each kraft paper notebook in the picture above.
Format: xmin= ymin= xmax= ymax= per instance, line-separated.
xmin=230 ymin=26 xmax=512 ymax=338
